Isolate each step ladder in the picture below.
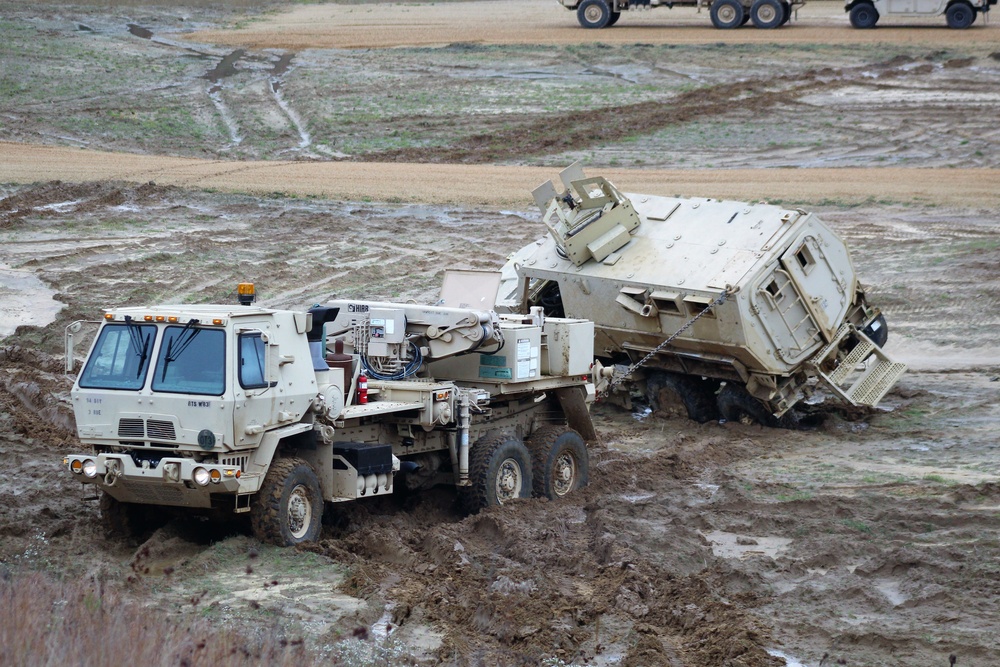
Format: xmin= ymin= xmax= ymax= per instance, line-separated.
xmin=811 ymin=323 xmax=907 ymax=407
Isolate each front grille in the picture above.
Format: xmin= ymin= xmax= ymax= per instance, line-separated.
xmin=146 ymin=420 xmax=176 ymax=440
xmin=118 ymin=419 xmax=144 ymax=438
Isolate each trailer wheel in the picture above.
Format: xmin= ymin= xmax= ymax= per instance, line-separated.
xmin=646 ymin=371 xmax=720 ymax=423
xmin=461 ymin=433 xmax=533 ymax=513
xmin=250 ymin=457 xmax=323 ymax=546
xmin=946 ymin=2 xmax=975 ymax=28
xmin=527 ymin=426 xmax=589 ymax=500
xmin=711 ymin=0 xmax=746 ymax=29
xmin=577 ymin=0 xmax=613 ymax=28
xmin=100 ymin=492 xmax=154 ymax=544
xmin=751 ymin=0 xmax=784 ymax=28
xmin=607 ymin=10 xmax=622 ymax=25
xmin=848 ymin=2 xmax=879 ymax=28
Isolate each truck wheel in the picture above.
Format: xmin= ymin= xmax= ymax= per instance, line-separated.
xmin=250 ymin=457 xmax=323 ymax=546
xmin=751 ymin=0 xmax=784 ymax=28
xmin=527 ymin=426 xmax=589 ymax=500
xmin=717 ymin=383 xmax=797 ymax=428
xmin=577 ymin=0 xmax=613 ymax=28
xmin=849 ymin=2 xmax=879 ymax=28
xmin=100 ymin=492 xmax=149 ymax=544
xmin=646 ymin=371 xmax=720 ymax=423
xmin=780 ymin=1 xmax=791 ymax=25
xmin=711 ymin=0 xmax=746 ymax=29
xmin=607 ymin=10 xmax=622 ymax=25
xmin=460 ymin=433 xmax=533 ymax=513
xmin=946 ymin=2 xmax=975 ymax=28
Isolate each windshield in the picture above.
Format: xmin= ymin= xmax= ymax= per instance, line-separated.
xmin=78 ymin=322 xmax=156 ymax=390
xmin=151 ymin=325 xmax=226 ymax=396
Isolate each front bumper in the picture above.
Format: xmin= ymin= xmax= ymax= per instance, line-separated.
xmin=65 ymin=453 xmax=241 ymax=508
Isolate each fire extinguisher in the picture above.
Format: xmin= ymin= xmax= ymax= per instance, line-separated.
xmin=357 ymin=374 xmax=368 ymax=405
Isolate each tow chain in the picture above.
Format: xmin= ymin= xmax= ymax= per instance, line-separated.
xmin=598 ymin=288 xmax=731 ymax=400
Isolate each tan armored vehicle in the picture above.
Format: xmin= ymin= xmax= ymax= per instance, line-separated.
xmin=497 ymin=165 xmax=906 ymax=426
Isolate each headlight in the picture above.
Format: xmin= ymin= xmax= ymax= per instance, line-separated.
xmin=192 ymin=467 xmax=210 ymax=486
xmin=82 ymin=459 xmax=98 ymax=478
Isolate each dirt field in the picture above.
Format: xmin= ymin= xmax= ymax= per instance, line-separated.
xmin=2 ymin=2 xmax=1000 ymax=666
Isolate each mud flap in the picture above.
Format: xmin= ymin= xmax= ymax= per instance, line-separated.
xmin=811 ymin=324 xmax=907 ymax=407
xmin=554 ymin=385 xmax=598 ymax=442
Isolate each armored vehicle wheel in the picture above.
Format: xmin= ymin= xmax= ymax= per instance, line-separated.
xmin=741 ymin=12 xmax=752 ymax=24
xmin=946 ymin=2 xmax=975 ymax=28
xmin=607 ymin=10 xmax=622 ymax=25
xmin=100 ymin=492 xmax=159 ymax=544
xmin=751 ymin=0 xmax=784 ymax=28
xmin=717 ymin=383 xmax=798 ymax=428
xmin=711 ymin=0 xmax=746 ymax=28
xmin=849 ymin=2 xmax=879 ymax=28
xmin=460 ymin=433 xmax=533 ymax=513
xmin=527 ymin=426 xmax=589 ymax=500
xmin=250 ymin=457 xmax=323 ymax=546
xmin=780 ymin=1 xmax=791 ymax=24
xmin=646 ymin=371 xmax=720 ymax=423
xmin=577 ymin=0 xmax=613 ymax=28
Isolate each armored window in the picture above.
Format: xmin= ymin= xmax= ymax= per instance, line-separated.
xmin=795 ymin=244 xmax=816 ymax=274
xmin=78 ymin=323 xmax=157 ymax=390
xmin=683 ymin=296 xmax=717 ymax=319
xmin=651 ymin=290 xmax=682 ymax=315
xmin=151 ymin=326 xmax=225 ymax=396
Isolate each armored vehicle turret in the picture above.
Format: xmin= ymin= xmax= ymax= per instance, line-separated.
xmin=497 ymin=164 xmax=906 ymax=425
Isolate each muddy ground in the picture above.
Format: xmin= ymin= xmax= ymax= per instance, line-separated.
xmin=2 ymin=2 xmax=1000 ymax=666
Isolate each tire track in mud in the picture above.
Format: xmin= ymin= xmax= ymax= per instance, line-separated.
xmin=358 ymin=56 xmax=949 ymax=164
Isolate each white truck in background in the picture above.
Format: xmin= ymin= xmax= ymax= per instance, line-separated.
xmin=845 ymin=0 xmax=994 ymax=28
xmin=64 ymin=279 xmax=595 ymax=546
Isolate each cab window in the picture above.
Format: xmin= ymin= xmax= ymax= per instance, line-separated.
xmin=151 ymin=326 xmax=225 ymax=396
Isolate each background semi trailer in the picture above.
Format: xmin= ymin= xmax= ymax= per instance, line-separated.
xmin=563 ymin=0 xmax=804 ymax=29
xmin=64 ymin=284 xmax=596 ymax=546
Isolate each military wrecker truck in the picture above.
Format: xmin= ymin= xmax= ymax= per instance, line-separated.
xmin=497 ymin=165 xmax=906 ymax=426
xmin=64 ymin=283 xmax=595 ymax=546
xmin=564 ymin=0 xmax=803 ymax=30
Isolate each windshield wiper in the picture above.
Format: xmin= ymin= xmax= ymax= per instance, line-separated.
xmin=123 ymin=315 xmax=151 ymax=378
xmin=160 ymin=319 xmax=201 ymax=382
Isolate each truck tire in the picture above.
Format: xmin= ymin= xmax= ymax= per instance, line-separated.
xmin=527 ymin=426 xmax=589 ymax=500
xmin=751 ymin=0 xmax=784 ymax=28
xmin=100 ymin=492 xmax=149 ymax=544
xmin=946 ymin=2 xmax=975 ymax=28
xmin=711 ymin=0 xmax=746 ymax=29
xmin=717 ymin=383 xmax=797 ymax=428
xmin=250 ymin=457 xmax=323 ymax=546
xmin=607 ymin=10 xmax=622 ymax=25
xmin=460 ymin=433 xmax=533 ymax=513
xmin=646 ymin=371 xmax=720 ymax=423
xmin=577 ymin=0 xmax=613 ymax=28
xmin=780 ymin=1 xmax=791 ymax=25
xmin=849 ymin=2 xmax=879 ymax=28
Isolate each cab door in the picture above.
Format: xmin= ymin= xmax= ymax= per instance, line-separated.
xmin=232 ymin=325 xmax=277 ymax=449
